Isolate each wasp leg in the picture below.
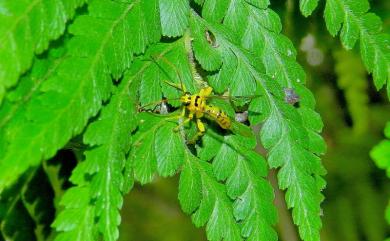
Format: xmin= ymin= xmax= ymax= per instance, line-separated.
xmin=199 ymin=86 xmax=213 ymax=97
xmin=187 ymin=118 xmax=206 ymax=144
xmin=174 ymin=111 xmax=193 ymax=132
xmin=196 ymin=118 xmax=206 ymax=134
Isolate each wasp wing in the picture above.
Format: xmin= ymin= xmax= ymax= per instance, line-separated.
xmin=230 ymin=120 xmax=254 ymax=138
xmin=205 ymin=94 xmax=261 ymax=102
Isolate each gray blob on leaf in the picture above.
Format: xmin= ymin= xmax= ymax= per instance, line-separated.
xmin=284 ymin=88 xmax=300 ymax=105
xmin=235 ymin=111 xmax=248 ymax=123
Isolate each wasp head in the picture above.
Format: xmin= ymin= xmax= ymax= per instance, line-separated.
xmin=181 ymin=92 xmax=192 ymax=106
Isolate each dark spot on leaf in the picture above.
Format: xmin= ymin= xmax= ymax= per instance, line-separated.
xmin=205 ymin=30 xmax=219 ymax=48
xmin=284 ymin=88 xmax=300 ymax=105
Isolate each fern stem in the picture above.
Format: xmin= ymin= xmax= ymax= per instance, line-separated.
xmin=184 ymin=30 xmax=205 ymax=88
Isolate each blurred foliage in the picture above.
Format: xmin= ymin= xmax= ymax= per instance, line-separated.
xmin=119 ymin=179 xmax=206 ymax=241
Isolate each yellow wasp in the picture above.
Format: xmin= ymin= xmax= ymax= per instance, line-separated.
xmin=141 ymin=57 xmax=256 ymax=142
xmin=179 ymin=85 xmax=232 ymax=139
xmin=163 ymin=84 xmax=255 ymax=142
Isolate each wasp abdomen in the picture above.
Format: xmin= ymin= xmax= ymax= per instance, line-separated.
xmin=204 ymin=105 xmax=231 ymax=129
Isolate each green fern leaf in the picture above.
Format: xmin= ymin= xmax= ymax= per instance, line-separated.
xmin=324 ymin=0 xmax=390 ymax=94
xmin=194 ymin=22 xmax=259 ymax=97
xmin=190 ymin=17 xmax=222 ymax=72
xmin=82 ymin=81 xmax=137 ymax=240
xmin=130 ymin=112 xmax=185 ymax=184
xmin=299 ymin=0 xmax=319 ymax=16
xmin=52 ymin=186 xmax=97 ymax=241
xmin=130 ymin=114 xmax=160 ymax=184
xmin=0 ymin=42 xmax=67 ymax=130
xmin=179 ymin=151 xmax=242 ymax=241
xmin=155 ymin=124 xmax=185 ymax=176
xmin=0 ymin=0 xmax=161 ymax=191
xmin=260 ymin=95 xmax=326 ymax=241
xmin=54 ymin=39 xmax=159 ymax=240
xmin=201 ymin=0 xmax=229 ymax=23
xmin=201 ymin=1 xmax=306 ymax=94
xmin=199 ymin=130 xmax=278 ymax=240
xmin=192 ymin=11 xmax=326 ymax=241
xmin=0 ymin=0 xmax=85 ymax=103
xmin=159 ymin=0 xmax=189 ymax=37
xmin=238 ymin=4 xmax=305 ymax=88
xmin=371 ymin=122 xmax=390 ymax=177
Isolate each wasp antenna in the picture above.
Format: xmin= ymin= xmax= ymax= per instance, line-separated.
xmin=163 ymin=80 xmax=183 ymax=91
xmin=138 ymin=97 xmax=184 ymax=111
xmin=138 ymin=99 xmax=167 ymax=110
xmin=157 ymin=55 xmax=187 ymax=93
xmin=149 ymin=54 xmax=186 ymax=93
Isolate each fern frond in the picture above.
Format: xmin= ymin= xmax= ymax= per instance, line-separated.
xmin=130 ymin=112 xmax=185 ymax=184
xmin=195 ymin=1 xmax=306 ymax=98
xmin=131 ymin=112 xmax=241 ymax=240
xmin=53 ymin=73 xmax=139 ymax=240
xmin=190 ymin=18 xmax=222 ymax=72
xmin=198 ymin=130 xmax=278 ymax=240
xmin=299 ymin=0 xmax=320 ymax=17
xmin=260 ymin=94 xmax=326 ymax=241
xmin=192 ymin=11 xmax=326 ymax=241
xmin=0 ymin=0 xmax=86 ymax=103
xmin=240 ymin=3 xmax=305 ymax=89
xmin=84 ymin=80 xmax=138 ymax=240
xmin=0 ymin=43 xmax=67 ymax=130
xmin=52 ymin=186 xmax=98 ymax=241
xmin=0 ymin=0 xmax=161 ymax=192
xmin=371 ymin=122 xmax=390 ymax=177
xmin=324 ymin=0 xmax=390 ymax=95
xmin=159 ymin=0 xmax=190 ymax=37
xmin=179 ymin=150 xmax=242 ymax=241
